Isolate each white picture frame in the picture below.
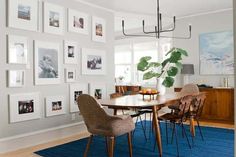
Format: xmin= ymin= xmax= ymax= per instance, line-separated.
xmin=89 ymin=83 xmax=107 ymax=99
xmin=70 ymin=83 xmax=88 ymax=113
xmin=64 ymin=41 xmax=79 ymax=64
xmin=68 ymin=9 xmax=88 ymax=35
xmin=9 ymin=93 xmax=40 ymax=123
xmin=8 ymin=35 xmax=28 ymax=64
xmin=8 ymin=0 xmax=38 ymax=31
xmin=45 ymin=95 xmax=66 ymax=117
xmin=82 ymin=48 xmax=106 ymax=75
xmin=92 ymin=16 xmax=106 ymax=42
xmin=8 ymin=70 xmax=25 ymax=87
xmin=65 ymin=68 xmax=76 ymax=83
xmin=34 ymin=41 xmax=61 ymax=85
xmin=44 ymin=2 xmax=64 ymax=35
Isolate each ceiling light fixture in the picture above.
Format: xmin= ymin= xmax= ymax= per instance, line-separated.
xmin=122 ymin=0 xmax=192 ymax=39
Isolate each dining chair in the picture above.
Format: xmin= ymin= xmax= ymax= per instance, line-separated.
xmin=77 ymin=94 xmax=135 ymax=157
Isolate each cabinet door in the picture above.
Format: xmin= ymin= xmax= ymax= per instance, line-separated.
xmin=201 ymin=90 xmax=217 ymax=120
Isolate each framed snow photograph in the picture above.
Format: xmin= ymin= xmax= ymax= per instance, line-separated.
xmin=70 ymin=83 xmax=88 ymax=113
xmin=8 ymin=70 xmax=25 ymax=87
xmin=34 ymin=41 xmax=61 ymax=85
xmin=9 ymin=93 xmax=40 ymax=123
xmin=45 ymin=95 xmax=66 ymax=117
xmin=68 ymin=9 xmax=88 ymax=35
xmin=44 ymin=2 xmax=64 ymax=35
xmin=65 ymin=68 xmax=76 ymax=83
xmin=92 ymin=16 xmax=106 ymax=42
xmin=81 ymin=48 xmax=106 ymax=75
xmin=8 ymin=35 xmax=28 ymax=64
xmin=64 ymin=41 xmax=79 ymax=64
xmin=8 ymin=0 xmax=38 ymax=31
xmin=89 ymin=83 xmax=107 ymax=100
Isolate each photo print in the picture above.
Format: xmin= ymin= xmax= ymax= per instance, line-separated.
xmin=74 ymin=16 xmax=84 ymax=28
xmin=87 ymin=55 xmax=102 ymax=70
xmin=49 ymin=11 xmax=60 ymax=27
xmin=92 ymin=16 xmax=106 ymax=42
xmin=8 ymin=70 xmax=25 ymax=87
xmin=94 ymin=89 xmax=102 ymax=99
xmin=96 ymin=23 xmax=103 ymax=36
xmin=18 ymin=100 xmax=34 ymax=114
xmin=89 ymin=83 xmax=106 ymax=99
xmin=46 ymin=96 xmax=66 ymax=117
xmin=64 ymin=41 xmax=79 ymax=64
xmin=65 ymin=68 xmax=76 ymax=83
xmin=52 ymin=101 xmax=62 ymax=111
xmin=67 ymin=46 xmax=74 ymax=58
xmin=18 ymin=4 xmax=31 ymax=20
xmin=74 ymin=91 xmax=83 ymax=103
xmin=68 ymin=9 xmax=88 ymax=34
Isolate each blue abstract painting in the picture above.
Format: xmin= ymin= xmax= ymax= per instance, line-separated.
xmin=199 ymin=31 xmax=234 ymax=75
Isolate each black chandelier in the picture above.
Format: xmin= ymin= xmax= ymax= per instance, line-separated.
xmin=122 ymin=0 xmax=192 ymax=39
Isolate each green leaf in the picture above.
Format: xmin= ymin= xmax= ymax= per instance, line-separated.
xmin=162 ymin=77 xmax=174 ymax=87
xmin=165 ymin=47 xmax=176 ymax=56
xmin=175 ymin=62 xmax=183 ymax=69
xmin=140 ymin=56 xmax=152 ymax=62
xmin=176 ymin=48 xmax=188 ymax=56
xmin=137 ymin=60 xmax=149 ymax=71
xmin=169 ymin=51 xmax=182 ymax=63
xmin=161 ymin=58 xmax=170 ymax=67
xmin=149 ymin=62 xmax=161 ymax=68
xmin=167 ymin=67 xmax=178 ymax=76
xmin=143 ymin=71 xmax=161 ymax=80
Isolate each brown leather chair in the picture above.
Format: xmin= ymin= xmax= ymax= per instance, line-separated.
xmin=77 ymin=94 xmax=135 ymax=157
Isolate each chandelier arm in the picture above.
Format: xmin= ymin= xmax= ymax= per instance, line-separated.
xmin=157 ymin=0 xmax=160 ymax=38
xmin=142 ymin=20 xmax=157 ymax=34
xmin=160 ymin=26 xmax=192 ymax=39
xmin=160 ymin=16 xmax=176 ymax=33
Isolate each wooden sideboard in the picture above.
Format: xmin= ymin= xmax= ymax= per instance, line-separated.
xmin=174 ymin=87 xmax=234 ymax=123
xmin=115 ymin=85 xmax=141 ymax=95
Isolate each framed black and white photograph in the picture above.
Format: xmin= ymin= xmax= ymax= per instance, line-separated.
xmin=8 ymin=0 xmax=38 ymax=31
xmin=8 ymin=70 xmax=25 ymax=87
xmin=64 ymin=41 xmax=79 ymax=64
xmin=82 ymin=48 xmax=106 ymax=75
xmin=89 ymin=83 xmax=107 ymax=99
xmin=34 ymin=41 xmax=61 ymax=85
xmin=92 ymin=16 xmax=106 ymax=42
xmin=8 ymin=35 xmax=28 ymax=64
xmin=70 ymin=83 xmax=88 ymax=112
xmin=45 ymin=96 xmax=66 ymax=117
xmin=68 ymin=9 xmax=88 ymax=35
xmin=65 ymin=68 xmax=76 ymax=82
xmin=44 ymin=2 xmax=64 ymax=35
xmin=9 ymin=93 xmax=40 ymax=123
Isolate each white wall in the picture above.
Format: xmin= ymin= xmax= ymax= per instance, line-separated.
xmin=173 ymin=10 xmax=234 ymax=87
xmin=0 ymin=0 xmax=114 ymax=139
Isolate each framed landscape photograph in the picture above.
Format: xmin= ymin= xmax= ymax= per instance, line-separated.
xmin=64 ymin=41 xmax=79 ymax=64
xmin=70 ymin=83 xmax=88 ymax=113
xmin=8 ymin=35 xmax=28 ymax=64
xmin=8 ymin=0 xmax=38 ymax=31
xmin=44 ymin=2 xmax=64 ymax=35
xmin=92 ymin=16 xmax=106 ymax=42
xmin=65 ymin=68 xmax=76 ymax=83
xmin=81 ymin=48 xmax=106 ymax=75
xmin=8 ymin=70 xmax=25 ymax=87
xmin=34 ymin=41 xmax=61 ymax=85
xmin=89 ymin=83 xmax=107 ymax=99
xmin=9 ymin=93 xmax=40 ymax=123
xmin=45 ymin=95 xmax=66 ymax=117
xmin=68 ymin=9 xmax=88 ymax=34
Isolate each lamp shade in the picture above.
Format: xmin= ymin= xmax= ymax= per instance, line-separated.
xmin=181 ymin=64 xmax=194 ymax=75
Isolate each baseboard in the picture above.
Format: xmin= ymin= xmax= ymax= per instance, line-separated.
xmin=0 ymin=121 xmax=86 ymax=154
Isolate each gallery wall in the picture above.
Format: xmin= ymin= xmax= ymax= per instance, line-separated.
xmin=0 ymin=0 xmax=114 ymax=139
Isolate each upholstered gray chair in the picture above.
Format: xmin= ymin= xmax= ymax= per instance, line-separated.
xmin=77 ymin=94 xmax=135 ymax=157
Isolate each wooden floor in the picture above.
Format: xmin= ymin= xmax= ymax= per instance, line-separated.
xmin=0 ymin=121 xmax=234 ymax=157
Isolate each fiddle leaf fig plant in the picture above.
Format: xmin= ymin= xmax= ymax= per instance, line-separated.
xmin=137 ymin=47 xmax=188 ymax=88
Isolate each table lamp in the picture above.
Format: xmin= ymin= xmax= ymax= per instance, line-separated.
xmin=181 ymin=64 xmax=194 ymax=85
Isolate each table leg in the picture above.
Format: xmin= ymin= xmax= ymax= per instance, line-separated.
xmin=190 ymin=116 xmax=195 ymax=137
xmin=152 ymin=106 xmax=162 ymax=157
xmin=113 ymin=109 xmax=117 ymax=115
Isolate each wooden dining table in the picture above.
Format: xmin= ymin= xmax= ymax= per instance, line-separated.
xmin=98 ymin=93 xmax=181 ymax=157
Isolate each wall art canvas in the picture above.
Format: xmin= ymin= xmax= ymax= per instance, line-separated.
xmin=65 ymin=68 xmax=76 ymax=83
xmin=89 ymin=83 xmax=106 ymax=99
xmin=64 ymin=41 xmax=79 ymax=64
xmin=8 ymin=70 xmax=25 ymax=87
xmin=82 ymin=48 xmax=106 ymax=75
xmin=34 ymin=41 xmax=61 ymax=85
xmin=44 ymin=2 xmax=64 ymax=35
xmin=8 ymin=0 xmax=38 ymax=31
xmin=9 ymin=93 xmax=40 ymax=123
xmin=8 ymin=35 xmax=28 ymax=64
xmin=92 ymin=16 xmax=106 ymax=42
xmin=68 ymin=9 xmax=88 ymax=34
xmin=200 ymin=31 xmax=234 ymax=75
xmin=46 ymin=95 xmax=66 ymax=117
xmin=70 ymin=83 xmax=88 ymax=113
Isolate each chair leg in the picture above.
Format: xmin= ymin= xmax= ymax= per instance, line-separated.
xmin=165 ymin=121 xmax=169 ymax=144
xmin=182 ymin=124 xmax=192 ymax=149
xmin=105 ymin=137 xmax=109 ymax=156
xmin=132 ymin=117 xmax=139 ymax=138
xmin=196 ymin=119 xmax=204 ymax=141
xmin=127 ymin=132 xmax=133 ymax=157
xmin=139 ymin=116 xmax=148 ymax=141
xmin=173 ymin=123 xmax=180 ymax=157
xmin=149 ymin=113 xmax=152 ymax=138
xmin=181 ymin=123 xmax=185 ymax=138
xmin=83 ymin=135 xmax=93 ymax=157
xmin=108 ymin=137 xmax=115 ymax=157
xmin=171 ymin=123 xmax=175 ymax=144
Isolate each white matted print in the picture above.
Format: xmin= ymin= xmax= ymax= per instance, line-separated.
xmin=68 ymin=9 xmax=88 ymax=34
xmin=34 ymin=41 xmax=61 ymax=85
xmin=8 ymin=0 xmax=38 ymax=31
xmin=70 ymin=83 xmax=88 ymax=113
xmin=65 ymin=68 xmax=76 ymax=82
xmin=64 ymin=41 xmax=79 ymax=64
xmin=46 ymin=96 xmax=66 ymax=117
xmin=92 ymin=16 xmax=106 ymax=42
xmin=9 ymin=93 xmax=40 ymax=123
xmin=82 ymin=48 xmax=106 ymax=75
xmin=8 ymin=35 xmax=28 ymax=64
xmin=89 ymin=83 xmax=107 ymax=99
xmin=8 ymin=70 xmax=25 ymax=87
xmin=44 ymin=2 xmax=64 ymax=35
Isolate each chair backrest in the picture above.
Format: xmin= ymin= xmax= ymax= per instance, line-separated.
xmin=77 ymin=94 xmax=108 ymax=132
xmin=178 ymin=84 xmax=199 ymax=97
xmin=177 ymin=95 xmax=193 ymax=118
xmin=110 ymin=93 xmax=123 ymax=99
xmin=192 ymin=93 xmax=206 ymax=118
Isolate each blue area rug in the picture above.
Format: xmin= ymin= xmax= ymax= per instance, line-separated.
xmin=35 ymin=121 xmax=234 ymax=157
